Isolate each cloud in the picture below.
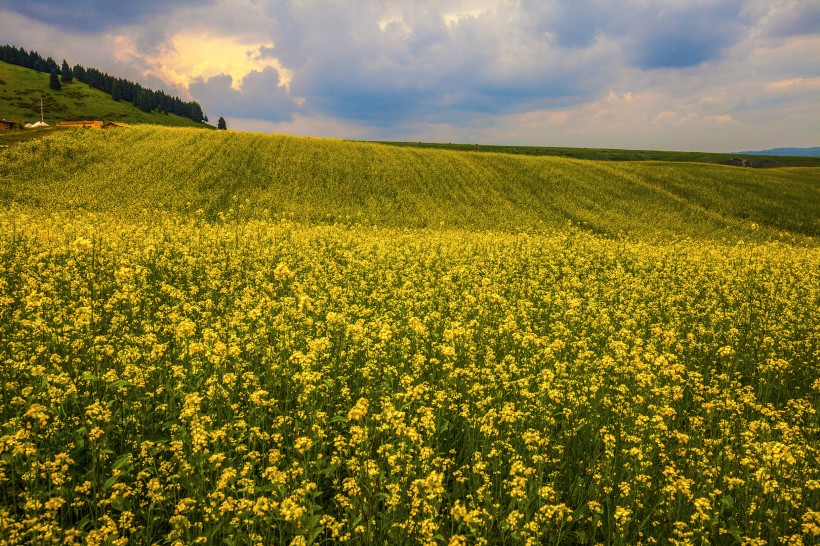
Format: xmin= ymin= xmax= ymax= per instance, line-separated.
xmin=257 ymin=1 xmax=622 ymax=125
xmin=188 ymin=68 xmax=298 ymax=122
xmin=625 ymin=2 xmax=747 ymax=69
xmin=0 ymin=0 xmax=215 ymax=32
xmin=764 ymin=1 xmax=820 ymax=37
xmin=522 ymin=0 xmax=618 ymax=49
xmin=111 ymin=32 xmax=292 ymax=91
xmin=766 ymin=77 xmax=820 ymax=91
xmin=1 ymin=0 xmax=818 ymax=151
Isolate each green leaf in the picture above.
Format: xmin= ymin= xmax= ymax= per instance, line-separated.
xmin=112 ymin=454 xmax=132 ymax=471
xmin=110 ymin=496 xmax=131 ymax=512
xmin=103 ymin=474 xmax=120 ymax=491
xmin=308 ymin=525 xmax=325 ymax=544
xmin=304 ymin=514 xmax=322 ymax=529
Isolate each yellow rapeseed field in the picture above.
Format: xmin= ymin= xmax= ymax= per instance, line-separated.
xmin=0 ymin=127 xmax=819 ymax=545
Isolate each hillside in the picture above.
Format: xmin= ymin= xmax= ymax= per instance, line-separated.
xmin=0 ymin=60 xmax=207 ymax=127
xmin=1 ymin=125 xmax=818 ymax=244
xmin=376 ymin=141 xmax=820 ymax=168
xmin=739 ymin=147 xmax=820 ymax=157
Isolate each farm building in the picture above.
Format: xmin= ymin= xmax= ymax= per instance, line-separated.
xmin=1 ymin=120 xmax=16 ymax=130
xmin=57 ymin=120 xmax=104 ymax=129
xmin=57 ymin=120 xmax=125 ymax=129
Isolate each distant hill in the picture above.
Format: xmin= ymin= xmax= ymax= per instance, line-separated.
xmin=374 ymin=141 xmax=820 ymax=168
xmin=0 ymin=60 xmax=209 ymax=128
xmin=738 ymin=147 xmax=820 ymax=157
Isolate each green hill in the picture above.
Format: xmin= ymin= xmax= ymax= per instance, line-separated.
xmin=0 ymin=60 xmax=207 ymax=128
xmin=375 ymin=141 xmax=820 ymax=168
xmin=1 ymin=125 xmax=818 ymax=244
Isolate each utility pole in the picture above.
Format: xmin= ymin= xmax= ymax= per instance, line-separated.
xmin=41 ymin=97 xmax=44 ymax=123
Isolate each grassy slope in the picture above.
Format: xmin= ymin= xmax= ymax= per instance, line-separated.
xmin=0 ymin=60 xmax=206 ymax=127
xmin=2 ymin=125 xmax=818 ymax=244
xmin=374 ymin=141 xmax=820 ymax=168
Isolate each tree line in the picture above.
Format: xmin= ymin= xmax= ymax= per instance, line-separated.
xmin=1 ymin=44 xmax=207 ymax=123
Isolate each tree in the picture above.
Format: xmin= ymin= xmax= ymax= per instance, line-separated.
xmin=111 ymin=79 xmax=122 ymax=101
xmin=217 ymin=116 xmax=227 ymax=130
xmin=73 ymin=64 xmax=87 ymax=83
xmin=49 ymin=69 xmax=61 ymax=90
xmin=45 ymin=56 xmax=58 ymax=73
xmin=135 ymin=90 xmax=152 ymax=112
xmin=61 ymin=60 xmax=73 ymax=83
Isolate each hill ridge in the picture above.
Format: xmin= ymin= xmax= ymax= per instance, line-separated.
xmin=2 ymin=125 xmax=817 ymax=245
xmin=737 ymin=147 xmax=820 ymax=157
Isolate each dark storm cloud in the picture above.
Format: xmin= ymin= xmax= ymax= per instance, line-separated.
xmin=258 ymin=1 xmax=618 ymax=124
xmin=249 ymin=0 xmax=766 ymax=125
xmin=520 ymin=0 xmax=617 ymax=48
xmin=766 ymin=2 xmax=820 ymax=37
xmin=0 ymin=0 xmax=214 ymax=32
xmin=520 ymin=0 xmax=748 ymax=69
xmin=188 ymin=69 xmax=297 ymax=123
xmin=626 ymin=2 xmax=747 ymax=69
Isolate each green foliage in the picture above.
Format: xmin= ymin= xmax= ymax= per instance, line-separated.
xmin=110 ymin=79 xmax=122 ymax=102
xmin=135 ymin=90 xmax=152 ymax=113
xmin=60 ymin=59 xmax=72 ymax=83
xmin=218 ymin=116 xmax=227 ymax=130
xmin=49 ymin=69 xmax=60 ymax=90
xmin=0 ymin=61 xmax=210 ymax=127
xmin=1 ymin=44 xmax=205 ymax=123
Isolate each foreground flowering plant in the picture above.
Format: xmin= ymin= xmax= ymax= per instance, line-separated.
xmin=0 ymin=208 xmax=818 ymax=545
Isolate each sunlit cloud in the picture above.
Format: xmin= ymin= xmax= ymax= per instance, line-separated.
xmin=765 ymin=77 xmax=820 ymax=91
xmin=443 ymin=2 xmax=496 ymax=27
xmin=110 ymin=31 xmax=291 ymax=92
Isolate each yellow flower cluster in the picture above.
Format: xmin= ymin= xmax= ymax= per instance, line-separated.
xmin=0 ymin=204 xmax=817 ymax=545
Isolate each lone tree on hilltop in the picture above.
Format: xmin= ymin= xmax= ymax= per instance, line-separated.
xmin=61 ymin=60 xmax=73 ymax=83
xmin=218 ymin=116 xmax=227 ymax=130
xmin=49 ymin=69 xmax=61 ymax=90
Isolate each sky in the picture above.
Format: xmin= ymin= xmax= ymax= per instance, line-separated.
xmin=0 ymin=0 xmax=818 ymax=151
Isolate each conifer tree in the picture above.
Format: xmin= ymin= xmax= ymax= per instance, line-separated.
xmin=218 ymin=116 xmax=227 ymax=130
xmin=111 ymin=80 xmax=122 ymax=101
xmin=61 ymin=60 xmax=73 ymax=83
xmin=49 ymin=69 xmax=61 ymax=90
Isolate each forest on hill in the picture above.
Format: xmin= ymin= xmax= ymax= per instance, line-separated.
xmin=0 ymin=44 xmax=206 ymax=123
